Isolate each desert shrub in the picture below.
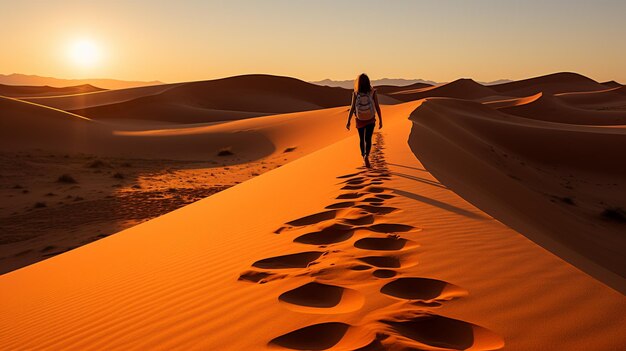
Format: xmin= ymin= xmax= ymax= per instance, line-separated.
xmin=601 ymin=207 xmax=626 ymax=222
xmin=217 ymin=147 xmax=234 ymax=156
xmin=57 ymin=174 xmax=77 ymax=184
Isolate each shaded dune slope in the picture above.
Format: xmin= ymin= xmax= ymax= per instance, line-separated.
xmin=24 ymin=83 xmax=183 ymax=110
xmin=0 ymin=83 xmax=104 ymax=98
xmin=388 ymin=78 xmax=499 ymax=102
xmin=496 ymin=92 xmax=626 ymax=125
xmin=67 ymin=75 xmax=353 ymax=123
xmin=555 ymin=86 xmax=626 ymax=110
xmin=408 ymin=98 xmax=626 ymax=293
xmin=376 ymin=82 xmax=433 ymax=95
xmin=490 ymin=72 xmax=608 ymax=96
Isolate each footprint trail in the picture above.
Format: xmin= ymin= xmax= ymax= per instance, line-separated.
xmin=239 ymin=132 xmax=504 ymax=350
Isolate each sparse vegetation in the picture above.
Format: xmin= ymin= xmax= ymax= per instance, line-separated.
xmin=120 ymin=162 xmax=132 ymax=167
xmin=560 ymin=197 xmax=575 ymax=205
xmin=86 ymin=160 xmax=110 ymax=168
xmin=217 ymin=147 xmax=234 ymax=156
xmin=283 ymin=147 xmax=297 ymax=153
xmin=34 ymin=202 xmax=46 ymax=208
xmin=57 ymin=174 xmax=77 ymax=184
xmin=601 ymin=207 xmax=626 ymax=223
xmin=113 ymin=172 xmax=125 ymax=179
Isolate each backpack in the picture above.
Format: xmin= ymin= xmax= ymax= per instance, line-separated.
xmin=355 ymin=90 xmax=376 ymax=120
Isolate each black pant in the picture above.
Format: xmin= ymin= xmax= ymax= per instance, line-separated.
xmin=357 ymin=122 xmax=375 ymax=157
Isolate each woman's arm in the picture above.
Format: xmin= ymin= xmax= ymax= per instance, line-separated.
xmin=373 ymin=89 xmax=383 ymax=129
xmin=346 ymin=92 xmax=356 ymax=130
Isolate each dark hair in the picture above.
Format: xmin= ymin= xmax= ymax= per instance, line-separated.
xmin=354 ymin=73 xmax=372 ymax=94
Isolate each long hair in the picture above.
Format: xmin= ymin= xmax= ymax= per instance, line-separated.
xmin=354 ymin=73 xmax=372 ymax=94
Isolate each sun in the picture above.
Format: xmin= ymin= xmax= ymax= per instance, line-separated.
xmin=68 ymin=39 xmax=101 ymax=67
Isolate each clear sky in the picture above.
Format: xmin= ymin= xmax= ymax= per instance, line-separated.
xmin=2 ymin=0 xmax=625 ymax=83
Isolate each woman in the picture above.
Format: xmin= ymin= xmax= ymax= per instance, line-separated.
xmin=346 ymin=73 xmax=383 ymax=167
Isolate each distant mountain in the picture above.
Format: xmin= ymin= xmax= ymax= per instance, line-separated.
xmin=311 ymin=78 xmax=512 ymax=89
xmin=0 ymin=73 xmax=163 ymax=90
xmin=480 ymin=79 xmax=514 ymax=86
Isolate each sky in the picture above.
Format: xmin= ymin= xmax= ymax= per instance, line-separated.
xmin=1 ymin=0 xmax=625 ymax=83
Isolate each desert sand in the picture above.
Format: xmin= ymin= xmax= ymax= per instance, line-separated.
xmin=0 ymin=73 xmax=625 ymax=350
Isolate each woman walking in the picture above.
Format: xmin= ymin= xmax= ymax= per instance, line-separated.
xmin=346 ymin=73 xmax=383 ymax=168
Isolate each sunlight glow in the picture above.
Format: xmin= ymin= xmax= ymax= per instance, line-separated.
xmin=68 ymin=39 xmax=100 ymax=68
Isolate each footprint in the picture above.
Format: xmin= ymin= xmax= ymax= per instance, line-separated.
xmin=238 ymin=270 xmax=285 ymax=284
xmin=349 ymin=264 xmax=373 ymax=271
xmin=365 ymin=223 xmax=415 ymax=233
xmin=373 ymin=269 xmax=397 ymax=278
xmin=361 ymin=197 xmax=384 ymax=203
xmin=341 ymin=184 xmax=368 ymax=190
xmin=354 ymin=236 xmax=409 ymax=251
xmin=355 ymin=205 xmax=398 ymax=215
xmin=380 ymin=277 xmax=468 ymax=302
xmin=340 ymin=214 xmax=375 ymax=226
xmin=344 ymin=178 xmax=366 ymax=185
xmin=337 ymin=172 xmax=363 ymax=179
xmin=269 ymin=322 xmax=351 ymax=350
xmin=325 ymin=201 xmax=355 ymax=209
xmin=287 ymin=210 xmax=337 ymax=226
xmin=336 ymin=192 xmax=363 ymax=199
xmin=278 ymin=282 xmax=364 ymax=313
xmin=253 ymin=251 xmax=325 ymax=269
xmin=357 ymin=256 xmax=401 ymax=268
xmin=294 ymin=224 xmax=355 ymax=245
xmin=380 ymin=313 xmax=504 ymax=351
xmin=364 ymin=186 xmax=386 ymax=193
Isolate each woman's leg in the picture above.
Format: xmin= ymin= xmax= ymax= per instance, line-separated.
xmin=364 ymin=123 xmax=375 ymax=157
xmin=357 ymin=126 xmax=366 ymax=156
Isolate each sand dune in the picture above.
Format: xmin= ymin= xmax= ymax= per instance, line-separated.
xmin=490 ymin=72 xmax=608 ymax=96
xmin=495 ymin=92 xmax=626 ymax=124
xmin=0 ymin=73 xmax=162 ymax=90
xmin=555 ymin=86 xmax=626 ymax=110
xmin=23 ymin=83 xmax=183 ymax=111
xmin=376 ymin=82 xmax=433 ymax=95
xmin=1 ymin=102 xmax=624 ymax=350
xmin=601 ymin=80 xmax=622 ymax=88
xmin=408 ymin=97 xmax=626 ymax=293
xmin=1 ymin=95 xmax=354 ymax=162
xmin=388 ymin=78 xmax=499 ymax=102
xmin=62 ymin=75 xmax=352 ymax=123
xmin=0 ymin=83 xmax=104 ymax=98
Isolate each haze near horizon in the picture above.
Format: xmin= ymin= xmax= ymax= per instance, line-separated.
xmin=1 ymin=0 xmax=625 ymax=84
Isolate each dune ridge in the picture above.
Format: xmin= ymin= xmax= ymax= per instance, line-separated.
xmin=63 ymin=74 xmax=353 ymax=123
xmin=489 ymin=72 xmax=608 ymax=96
xmin=0 ymin=83 xmax=104 ymax=97
xmin=1 ymin=102 xmax=624 ymax=350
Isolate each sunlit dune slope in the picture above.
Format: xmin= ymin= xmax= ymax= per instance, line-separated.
xmin=1 ymin=96 xmax=353 ymax=161
xmin=0 ymin=83 xmax=104 ymax=98
xmin=65 ymin=74 xmax=353 ymax=123
xmin=408 ymin=97 xmax=626 ymax=293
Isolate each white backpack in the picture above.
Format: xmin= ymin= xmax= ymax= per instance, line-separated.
xmin=355 ymin=90 xmax=376 ymax=120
